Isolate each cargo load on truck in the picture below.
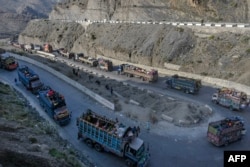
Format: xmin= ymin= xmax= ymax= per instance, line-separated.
xmin=166 ymin=75 xmax=201 ymax=94
xmin=118 ymin=64 xmax=158 ymax=82
xmin=212 ymin=87 xmax=249 ymax=111
xmin=97 ymin=58 xmax=113 ymax=71
xmin=58 ymin=48 xmax=75 ymax=59
xmin=77 ymin=109 xmax=150 ymax=167
xmin=38 ymin=87 xmax=71 ymax=125
xmin=0 ymin=53 xmax=18 ymax=70
xmin=17 ymin=65 xmax=43 ymax=94
xmin=24 ymin=43 xmax=34 ymax=53
xmin=77 ymin=54 xmax=98 ymax=67
xmin=207 ymin=116 xmax=246 ymax=146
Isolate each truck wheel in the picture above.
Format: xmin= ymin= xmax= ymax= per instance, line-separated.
xmin=86 ymin=139 xmax=93 ymax=148
xmin=94 ymin=143 xmax=103 ymax=152
xmin=125 ymin=159 xmax=134 ymax=167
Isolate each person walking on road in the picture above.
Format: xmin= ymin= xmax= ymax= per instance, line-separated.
xmin=14 ymin=78 xmax=17 ymax=85
xmin=110 ymin=87 xmax=113 ymax=95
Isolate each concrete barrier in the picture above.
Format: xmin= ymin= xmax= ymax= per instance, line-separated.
xmin=9 ymin=53 xmax=115 ymax=110
xmin=161 ymin=114 xmax=173 ymax=123
xmin=129 ymin=99 xmax=140 ymax=106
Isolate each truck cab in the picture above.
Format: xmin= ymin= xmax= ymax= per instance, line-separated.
xmin=124 ymin=138 xmax=150 ymax=167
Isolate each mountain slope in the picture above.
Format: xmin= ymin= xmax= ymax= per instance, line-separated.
xmin=0 ymin=0 xmax=60 ymax=39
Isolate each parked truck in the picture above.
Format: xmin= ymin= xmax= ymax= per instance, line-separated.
xmin=58 ymin=48 xmax=75 ymax=59
xmin=43 ymin=44 xmax=53 ymax=53
xmin=78 ymin=55 xmax=98 ymax=67
xmin=97 ymin=58 xmax=113 ymax=71
xmin=118 ymin=64 xmax=158 ymax=82
xmin=17 ymin=65 xmax=43 ymax=94
xmin=207 ymin=116 xmax=246 ymax=146
xmin=211 ymin=87 xmax=249 ymax=111
xmin=77 ymin=109 xmax=150 ymax=167
xmin=24 ymin=43 xmax=34 ymax=53
xmin=38 ymin=87 xmax=71 ymax=125
xmin=0 ymin=53 xmax=18 ymax=70
xmin=166 ymin=75 xmax=201 ymax=94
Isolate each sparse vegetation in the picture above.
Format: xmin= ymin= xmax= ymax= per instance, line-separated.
xmin=0 ymin=82 xmax=88 ymax=167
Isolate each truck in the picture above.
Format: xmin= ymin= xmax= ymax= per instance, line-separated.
xmin=58 ymin=48 xmax=75 ymax=59
xmin=118 ymin=64 xmax=158 ymax=82
xmin=17 ymin=65 xmax=43 ymax=94
xmin=211 ymin=87 xmax=249 ymax=111
xmin=38 ymin=87 xmax=71 ymax=126
xmin=166 ymin=75 xmax=201 ymax=94
xmin=97 ymin=58 xmax=113 ymax=71
xmin=43 ymin=44 xmax=53 ymax=53
xmin=24 ymin=43 xmax=34 ymax=53
xmin=77 ymin=109 xmax=150 ymax=167
xmin=0 ymin=53 xmax=18 ymax=70
xmin=207 ymin=116 xmax=246 ymax=146
xmin=78 ymin=55 xmax=98 ymax=67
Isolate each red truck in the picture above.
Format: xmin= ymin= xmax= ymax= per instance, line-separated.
xmin=207 ymin=116 xmax=246 ymax=146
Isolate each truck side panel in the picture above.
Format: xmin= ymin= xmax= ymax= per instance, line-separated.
xmin=78 ymin=121 xmax=124 ymax=156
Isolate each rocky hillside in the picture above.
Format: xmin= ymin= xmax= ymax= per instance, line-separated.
xmin=0 ymin=0 xmax=60 ymax=39
xmin=49 ymin=0 xmax=249 ymax=22
xmin=17 ymin=0 xmax=250 ymax=86
xmin=0 ymin=82 xmax=90 ymax=167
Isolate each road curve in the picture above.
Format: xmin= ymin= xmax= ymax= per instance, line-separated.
xmin=0 ymin=59 xmax=250 ymax=167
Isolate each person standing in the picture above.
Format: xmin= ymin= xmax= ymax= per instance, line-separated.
xmin=110 ymin=87 xmax=113 ymax=95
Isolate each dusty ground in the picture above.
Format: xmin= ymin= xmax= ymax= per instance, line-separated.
xmin=0 ymin=82 xmax=92 ymax=167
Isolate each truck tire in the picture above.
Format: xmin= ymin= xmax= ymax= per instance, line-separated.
xmin=94 ymin=143 xmax=103 ymax=152
xmin=125 ymin=159 xmax=134 ymax=167
xmin=85 ymin=139 xmax=93 ymax=148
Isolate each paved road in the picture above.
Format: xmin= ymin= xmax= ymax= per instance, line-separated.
xmin=1 ymin=59 xmax=249 ymax=167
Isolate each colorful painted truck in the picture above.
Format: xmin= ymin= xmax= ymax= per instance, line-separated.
xmin=97 ymin=58 xmax=113 ymax=71
xmin=166 ymin=75 xmax=201 ymax=94
xmin=207 ymin=116 xmax=246 ymax=146
xmin=77 ymin=109 xmax=150 ymax=167
xmin=38 ymin=87 xmax=71 ymax=125
xmin=119 ymin=64 xmax=158 ymax=82
xmin=0 ymin=53 xmax=18 ymax=70
xmin=17 ymin=65 xmax=43 ymax=94
xmin=212 ymin=87 xmax=249 ymax=111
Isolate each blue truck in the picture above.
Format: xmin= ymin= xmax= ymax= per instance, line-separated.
xmin=38 ymin=87 xmax=71 ymax=125
xmin=77 ymin=109 xmax=150 ymax=167
xmin=17 ymin=65 xmax=43 ymax=94
xmin=166 ymin=75 xmax=201 ymax=94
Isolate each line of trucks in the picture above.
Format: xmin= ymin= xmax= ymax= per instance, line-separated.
xmin=17 ymin=65 xmax=150 ymax=166
xmin=17 ymin=65 xmax=71 ymax=125
xmin=1 ymin=47 xmax=249 ymax=167
xmin=7 ymin=42 xmax=250 ymax=112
